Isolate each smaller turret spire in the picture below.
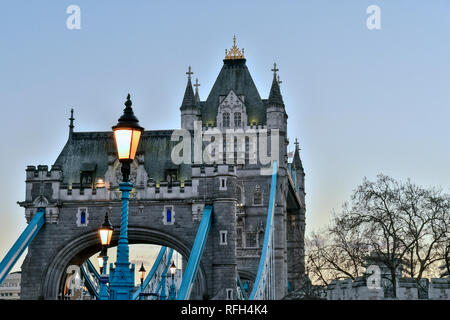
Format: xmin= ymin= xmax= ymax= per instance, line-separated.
xmin=293 ymin=138 xmax=303 ymax=170
xmin=180 ymin=66 xmax=197 ymax=110
xmin=268 ymin=62 xmax=284 ymax=107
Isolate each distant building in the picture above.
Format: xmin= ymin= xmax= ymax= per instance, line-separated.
xmin=326 ymin=255 xmax=450 ymax=300
xmin=0 ymin=272 xmax=21 ymax=300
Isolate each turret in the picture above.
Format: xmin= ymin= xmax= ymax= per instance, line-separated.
xmin=266 ymin=63 xmax=288 ymax=168
xmin=180 ymin=66 xmax=201 ymax=130
xmin=292 ymin=138 xmax=305 ymax=194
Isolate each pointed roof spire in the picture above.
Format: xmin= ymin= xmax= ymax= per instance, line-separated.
xmin=194 ymin=78 xmax=201 ymax=103
xmin=69 ymin=108 xmax=75 ymax=138
xmin=180 ymin=66 xmax=197 ymax=110
xmin=293 ymin=138 xmax=303 ymax=170
xmin=268 ymin=62 xmax=284 ymax=107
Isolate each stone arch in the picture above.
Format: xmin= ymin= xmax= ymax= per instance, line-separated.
xmin=41 ymin=226 xmax=208 ymax=300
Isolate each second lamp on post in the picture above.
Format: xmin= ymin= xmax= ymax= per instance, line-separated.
xmin=169 ymin=261 xmax=177 ymax=300
xmin=108 ymin=93 xmax=144 ymax=300
xmin=98 ymin=211 xmax=113 ymax=300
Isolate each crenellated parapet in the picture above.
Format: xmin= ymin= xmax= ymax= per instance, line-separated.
xmin=23 ymin=164 xmax=63 ymax=224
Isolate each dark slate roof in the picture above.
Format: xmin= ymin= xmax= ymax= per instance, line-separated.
xmin=201 ymin=58 xmax=266 ymax=125
xmin=180 ymin=77 xmax=197 ymax=110
xmin=54 ymin=131 xmax=192 ymax=184
xmin=268 ymin=74 xmax=285 ymax=107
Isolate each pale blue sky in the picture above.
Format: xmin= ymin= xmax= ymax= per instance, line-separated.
xmin=1 ymin=1 xmax=450 ymax=271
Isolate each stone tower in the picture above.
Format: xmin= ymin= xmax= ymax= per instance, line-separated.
xmin=18 ymin=37 xmax=306 ymax=300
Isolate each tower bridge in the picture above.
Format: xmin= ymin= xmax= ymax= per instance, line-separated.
xmin=0 ymin=38 xmax=306 ymax=300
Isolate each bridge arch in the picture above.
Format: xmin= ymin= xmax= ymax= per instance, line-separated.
xmin=41 ymin=226 xmax=208 ymax=299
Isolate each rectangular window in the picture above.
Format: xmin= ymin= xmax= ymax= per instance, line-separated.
xmin=219 ymin=178 xmax=227 ymax=191
xmin=220 ymin=230 xmax=228 ymax=245
xmin=226 ymin=288 xmax=233 ymax=300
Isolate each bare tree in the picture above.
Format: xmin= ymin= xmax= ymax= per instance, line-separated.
xmin=306 ymin=174 xmax=450 ymax=298
xmin=306 ymin=223 xmax=367 ymax=287
xmin=331 ymin=174 xmax=450 ymax=298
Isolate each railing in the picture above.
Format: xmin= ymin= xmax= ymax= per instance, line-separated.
xmin=176 ymin=205 xmax=213 ymax=300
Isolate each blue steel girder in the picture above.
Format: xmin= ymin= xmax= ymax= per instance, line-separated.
xmin=0 ymin=208 xmax=46 ymax=284
xmin=176 ymin=205 xmax=213 ymax=300
xmin=249 ymin=161 xmax=278 ymax=300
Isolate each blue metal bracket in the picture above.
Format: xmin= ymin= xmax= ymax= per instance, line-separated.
xmin=176 ymin=205 xmax=213 ymax=300
xmin=0 ymin=208 xmax=46 ymax=284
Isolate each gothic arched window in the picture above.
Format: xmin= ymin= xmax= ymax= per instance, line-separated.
xmin=234 ymin=112 xmax=242 ymax=127
xmin=223 ymin=112 xmax=230 ymax=128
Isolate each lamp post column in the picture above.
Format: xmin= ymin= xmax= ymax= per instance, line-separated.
xmin=169 ymin=274 xmax=176 ymax=300
xmin=160 ymin=273 xmax=167 ymax=300
xmin=99 ymin=254 xmax=109 ymax=300
xmin=108 ymin=182 xmax=135 ymax=300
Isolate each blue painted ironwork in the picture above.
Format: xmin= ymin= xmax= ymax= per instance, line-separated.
xmin=176 ymin=205 xmax=213 ymax=300
xmin=237 ymin=274 xmax=249 ymax=300
xmin=108 ymin=182 xmax=135 ymax=300
xmin=154 ymin=248 xmax=174 ymax=300
xmin=85 ymin=258 xmax=101 ymax=282
xmin=169 ymin=275 xmax=176 ymax=300
xmin=132 ymin=246 xmax=168 ymax=300
xmin=0 ymin=208 xmax=45 ymax=284
xmin=249 ymin=161 xmax=277 ymax=300
xmin=160 ymin=273 xmax=168 ymax=300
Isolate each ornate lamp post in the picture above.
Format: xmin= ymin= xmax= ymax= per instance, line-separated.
xmin=108 ymin=93 xmax=144 ymax=300
xmin=169 ymin=261 xmax=177 ymax=300
xmin=139 ymin=262 xmax=146 ymax=300
xmin=97 ymin=212 xmax=113 ymax=300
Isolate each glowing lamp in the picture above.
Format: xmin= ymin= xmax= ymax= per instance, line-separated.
xmin=139 ymin=262 xmax=146 ymax=283
xmin=98 ymin=212 xmax=113 ymax=247
xmin=170 ymin=261 xmax=177 ymax=278
xmin=112 ymin=94 xmax=144 ymax=182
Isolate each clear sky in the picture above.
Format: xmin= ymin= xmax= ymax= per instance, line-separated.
xmin=1 ymin=1 xmax=450 ymax=272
